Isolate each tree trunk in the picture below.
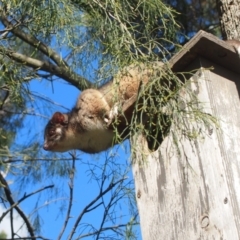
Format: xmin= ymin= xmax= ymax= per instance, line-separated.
xmin=216 ymin=0 xmax=240 ymax=40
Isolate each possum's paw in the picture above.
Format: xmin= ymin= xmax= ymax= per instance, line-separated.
xmin=104 ymin=117 xmax=109 ymax=123
xmin=109 ymin=104 xmax=119 ymax=119
xmin=103 ymin=104 xmax=120 ymax=127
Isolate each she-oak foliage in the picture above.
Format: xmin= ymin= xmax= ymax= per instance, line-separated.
xmin=0 ymin=0 xmax=219 ymax=239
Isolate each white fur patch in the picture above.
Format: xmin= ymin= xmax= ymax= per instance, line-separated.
xmin=56 ymin=127 xmax=62 ymax=134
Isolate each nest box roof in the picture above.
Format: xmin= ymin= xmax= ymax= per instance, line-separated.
xmin=170 ymin=30 xmax=240 ymax=74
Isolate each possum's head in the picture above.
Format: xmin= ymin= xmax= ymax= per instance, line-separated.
xmin=43 ymin=112 xmax=69 ymax=152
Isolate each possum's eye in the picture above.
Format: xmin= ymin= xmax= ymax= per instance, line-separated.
xmin=49 ymin=129 xmax=55 ymax=136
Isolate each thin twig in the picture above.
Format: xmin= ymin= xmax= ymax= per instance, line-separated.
xmin=57 ymin=152 xmax=76 ymax=240
xmin=0 ymin=236 xmax=50 ymax=240
xmin=0 ymin=87 xmax=9 ymax=110
xmin=68 ymin=177 xmax=127 ymax=240
xmin=85 ymin=202 xmax=103 ymax=213
xmin=76 ymin=222 xmax=139 ymax=239
xmin=0 ymin=184 xmax=54 ymax=223
xmin=96 ymin=197 xmax=112 ymax=239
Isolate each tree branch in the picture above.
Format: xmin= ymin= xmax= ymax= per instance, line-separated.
xmin=0 ymin=7 xmax=93 ymax=90
xmin=0 ymin=7 xmax=67 ymax=68
xmin=2 ymin=157 xmax=76 ymax=164
xmin=0 ymin=46 xmax=93 ymax=90
xmin=0 ymin=172 xmax=36 ymax=239
xmin=0 ymin=85 xmax=10 ymax=110
xmin=0 ymin=184 xmax=54 ymax=223
xmin=10 ymin=208 xmax=14 ymax=239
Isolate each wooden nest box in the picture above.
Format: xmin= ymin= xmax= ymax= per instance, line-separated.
xmin=132 ymin=30 xmax=240 ymax=240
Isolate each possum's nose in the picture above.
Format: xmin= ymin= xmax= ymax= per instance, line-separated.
xmin=43 ymin=142 xmax=50 ymax=151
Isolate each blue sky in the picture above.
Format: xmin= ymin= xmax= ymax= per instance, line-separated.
xmin=2 ymin=77 xmax=141 ymax=239
xmin=0 ymin=10 xmax=141 ymax=237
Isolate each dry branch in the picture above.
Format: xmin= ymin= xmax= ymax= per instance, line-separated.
xmin=0 ymin=46 xmax=93 ymax=90
xmin=0 ymin=6 xmax=93 ymax=90
xmin=0 ymin=172 xmax=36 ymax=239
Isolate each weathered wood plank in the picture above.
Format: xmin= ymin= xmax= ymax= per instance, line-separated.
xmin=133 ymin=58 xmax=240 ymax=239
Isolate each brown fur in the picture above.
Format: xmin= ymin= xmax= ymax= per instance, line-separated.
xmin=43 ymin=62 xmax=163 ymax=153
xmin=75 ymin=89 xmax=111 ymax=130
xmin=43 ymin=110 xmax=114 ymax=153
xmin=99 ymin=64 xmax=158 ymax=106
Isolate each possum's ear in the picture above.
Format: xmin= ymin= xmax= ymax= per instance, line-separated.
xmin=50 ymin=112 xmax=68 ymax=125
